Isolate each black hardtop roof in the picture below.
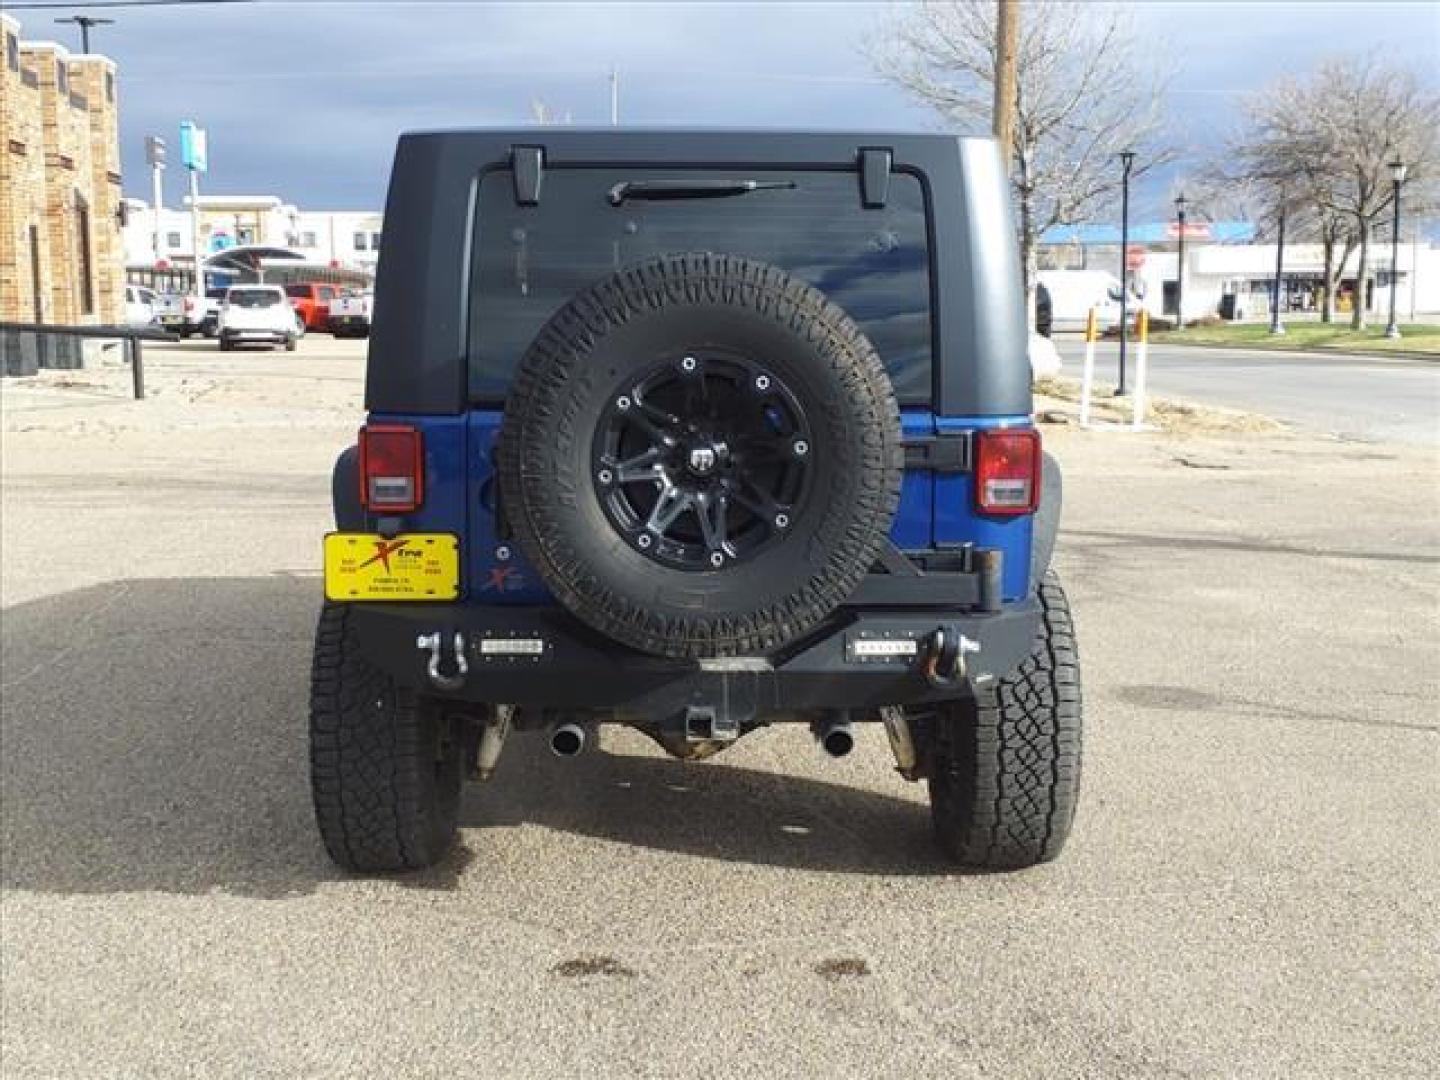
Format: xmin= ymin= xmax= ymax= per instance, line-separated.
xmin=396 ymin=127 xmax=978 ymax=166
xmin=367 ymin=128 xmax=1029 ymax=417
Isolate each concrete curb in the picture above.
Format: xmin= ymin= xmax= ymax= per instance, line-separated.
xmin=1145 ymin=338 xmax=1440 ymax=363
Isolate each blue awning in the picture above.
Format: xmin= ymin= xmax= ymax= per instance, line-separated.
xmin=1040 ymin=221 xmax=1256 ymax=245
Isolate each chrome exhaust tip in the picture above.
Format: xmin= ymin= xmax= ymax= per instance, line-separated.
xmin=817 ymin=719 xmax=855 ymax=758
xmin=549 ymin=722 xmax=586 ymax=758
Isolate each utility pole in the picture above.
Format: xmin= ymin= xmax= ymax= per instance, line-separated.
xmin=609 ymin=66 xmax=619 ymax=126
xmin=55 ymin=15 xmax=114 ymax=54
xmin=993 ymin=0 xmax=1018 ymax=174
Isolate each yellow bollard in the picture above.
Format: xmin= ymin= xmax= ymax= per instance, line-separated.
xmin=1079 ymin=306 xmax=1098 ymax=427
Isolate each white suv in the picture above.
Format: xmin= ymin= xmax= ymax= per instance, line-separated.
xmin=218 ymin=285 xmax=301 ymax=352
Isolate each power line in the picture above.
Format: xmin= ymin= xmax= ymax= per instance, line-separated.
xmin=2 ymin=1 xmax=252 ymax=10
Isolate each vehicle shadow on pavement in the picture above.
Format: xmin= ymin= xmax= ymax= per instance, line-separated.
xmin=1 ymin=577 xmax=950 ymax=897
xmin=0 ymin=577 xmax=338 ymax=899
xmin=467 ymin=741 xmax=952 ymax=877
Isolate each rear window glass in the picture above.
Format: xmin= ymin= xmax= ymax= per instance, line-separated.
xmin=467 ymin=168 xmax=933 ymax=405
xmin=228 ymin=289 xmax=281 ymax=308
xmin=284 ymin=284 xmax=310 ymax=298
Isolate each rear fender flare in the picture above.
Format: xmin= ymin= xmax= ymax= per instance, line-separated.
xmin=1029 ymin=452 xmax=1062 ymax=588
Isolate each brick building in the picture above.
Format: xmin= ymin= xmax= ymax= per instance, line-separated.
xmin=1 ymin=13 xmax=123 ymax=327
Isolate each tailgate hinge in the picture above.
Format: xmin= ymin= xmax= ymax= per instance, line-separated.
xmin=901 ymin=432 xmax=972 ymax=473
xmin=858 ymin=147 xmax=893 ymax=208
xmin=511 ymin=145 xmax=544 ymax=206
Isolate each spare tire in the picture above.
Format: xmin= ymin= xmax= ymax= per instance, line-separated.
xmin=497 ymin=253 xmax=902 ymax=659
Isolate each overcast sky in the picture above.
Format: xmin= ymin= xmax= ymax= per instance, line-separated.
xmin=8 ymin=0 xmax=1438 ymax=218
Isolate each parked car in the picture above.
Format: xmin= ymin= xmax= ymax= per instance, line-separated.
xmin=155 ymin=288 xmax=226 ymax=337
xmin=153 ymin=292 xmax=187 ymax=334
xmin=284 ymin=283 xmax=345 ymax=332
xmin=218 ymin=285 xmax=299 ymax=351
xmin=326 ymin=290 xmax=373 ymax=338
xmin=123 ymin=285 xmax=159 ymax=327
xmin=312 ymin=129 xmax=1080 ymax=875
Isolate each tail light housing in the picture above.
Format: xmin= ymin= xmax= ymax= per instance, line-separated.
xmin=359 ymin=424 xmax=423 ymax=512
xmin=974 ymin=428 xmax=1041 ymax=515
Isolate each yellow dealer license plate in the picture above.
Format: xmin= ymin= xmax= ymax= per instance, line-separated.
xmin=323 ymin=533 xmax=460 ymax=601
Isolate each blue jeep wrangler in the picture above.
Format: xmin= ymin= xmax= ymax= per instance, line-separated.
xmin=312 ymin=130 xmax=1081 ymax=873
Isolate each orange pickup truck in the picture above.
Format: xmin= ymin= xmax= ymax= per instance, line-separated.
xmin=284 ymin=283 xmax=344 ymax=332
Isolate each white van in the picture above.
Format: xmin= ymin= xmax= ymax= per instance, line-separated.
xmin=1037 ymin=270 xmax=1134 ymax=334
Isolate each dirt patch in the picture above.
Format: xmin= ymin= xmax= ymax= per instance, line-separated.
xmin=814 ymin=957 xmax=871 ymax=980
xmin=1034 ymin=376 xmax=1286 ymax=436
xmin=552 ymin=955 xmax=636 ymax=978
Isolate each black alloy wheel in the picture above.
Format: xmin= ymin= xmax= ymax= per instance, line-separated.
xmin=591 ymin=350 xmax=813 ymax=572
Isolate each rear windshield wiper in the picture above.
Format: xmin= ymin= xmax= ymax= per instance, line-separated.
xmin=607 ymin=179 xmax=796 ymax=206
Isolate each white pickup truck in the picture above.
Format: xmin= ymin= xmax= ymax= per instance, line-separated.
xmin=325 ymin=291 xmax=373 ymax=339
xmin=155 ymin=289 xmax=225 ymax=338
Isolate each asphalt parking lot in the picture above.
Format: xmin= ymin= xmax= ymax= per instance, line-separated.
xmin=2 ymin=336 xmax=1437 ymax=1077
xmin=1054 ymin=336 xmax=1440 ymax=445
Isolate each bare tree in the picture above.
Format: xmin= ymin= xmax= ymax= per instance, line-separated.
xmin=529 ymin=99 xmax=572 ymax=126
xmin=1195 ymin=156 xmax=1355 ymax=322
xmin=1230 ymin=55 xmax=1438 ymax=328
xmin=873 ymin=0 xmax=1172 ymax=324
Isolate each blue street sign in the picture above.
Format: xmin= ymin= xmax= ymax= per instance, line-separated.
xmin=179 ymin=121 xmax=208 ymax=173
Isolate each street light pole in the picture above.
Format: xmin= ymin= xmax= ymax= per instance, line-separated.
xmin=1269 ymin=196 xmax=1287 ymax=336
xmin=1174 ymin=192 xmax=1187 ymax=329
xmin=145 ymin=135 xmax=166 ymax=265
xmin=1117 ymin=149 xmax=1135 ymax=396
xmin=1385 ymin=159 xmax=1408 ymax=339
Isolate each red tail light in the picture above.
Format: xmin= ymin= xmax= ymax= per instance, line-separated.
xmin=974 ymin=429 xmax=1040 ymax=515
xmin=359 ymin=424 xmax=423 ymax=512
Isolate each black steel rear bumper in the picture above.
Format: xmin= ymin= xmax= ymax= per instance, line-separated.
xmin=348 ymin=600 xmax=1040 ymax=721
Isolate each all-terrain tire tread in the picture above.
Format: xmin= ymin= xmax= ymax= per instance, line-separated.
xmin=928 ymin=571 xmax=1083 ymax=869
xmin=309 ymin=602 xmax=460 ymax=872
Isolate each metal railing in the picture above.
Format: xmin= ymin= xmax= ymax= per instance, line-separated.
xmin=0 ymin=322 xmax=178 ymax=400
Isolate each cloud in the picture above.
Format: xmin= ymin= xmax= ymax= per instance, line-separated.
xmin=13 ymin=0 xmax=1430 ymax=211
